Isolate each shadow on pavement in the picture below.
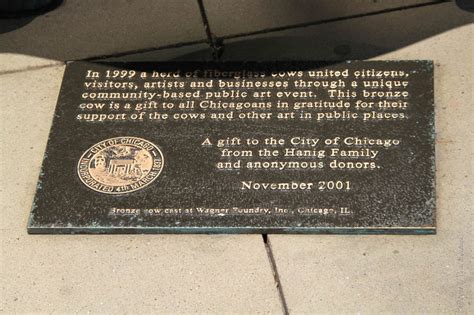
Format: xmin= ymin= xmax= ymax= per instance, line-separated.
xmin=0 ymin=1 xmax=472 ymax=61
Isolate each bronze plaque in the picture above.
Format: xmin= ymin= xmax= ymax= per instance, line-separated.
xmin=28 ymin=61 xmax=435 ymax=234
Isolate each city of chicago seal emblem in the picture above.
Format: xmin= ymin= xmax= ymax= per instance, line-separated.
xmin=77 ymin=136 xmax=164 ymax=194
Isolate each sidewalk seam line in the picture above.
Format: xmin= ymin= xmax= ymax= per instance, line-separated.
xmin=196 ymin=0 xmax=223 ymax=60
xmin=81 ymin=39 xmax=209 ymax=61
xmin=262 ymin=234 xmax=289 ymax=315
xmin=0 ymin=63 xmax=64 ymax=75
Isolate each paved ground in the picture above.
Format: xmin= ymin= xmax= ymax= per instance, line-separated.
xmin=1 ymin=1 xmax=472 ymax=314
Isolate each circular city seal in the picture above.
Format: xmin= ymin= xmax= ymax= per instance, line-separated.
xmin=77 ymin=136 xmax=164 ymax=194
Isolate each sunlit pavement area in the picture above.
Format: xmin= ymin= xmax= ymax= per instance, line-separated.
xmin=1 ymin=1 xmax=472 ymax=313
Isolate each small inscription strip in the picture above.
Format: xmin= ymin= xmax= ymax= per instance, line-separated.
xmin=28 ymin=61 xmax=435 ymax=234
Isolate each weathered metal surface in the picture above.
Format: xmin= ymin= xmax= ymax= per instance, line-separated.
xmin=28 ymin=61 xmax=435 ymax=234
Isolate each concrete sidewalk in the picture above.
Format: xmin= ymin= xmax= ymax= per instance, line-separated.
xmin=1 ymin=1 xmax=472 ymax=313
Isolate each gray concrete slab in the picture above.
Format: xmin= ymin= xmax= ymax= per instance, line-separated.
xmin=264 ymin=22 xmax=473 ymax=315
xmin=220 ymin=2 xmax=473 ymax=61
xmin=0 ymin=0 xmax=207 ymax=62
xmin=203 ymin=0 xmax=447 ymax=38
xmin=0 ymin=65 xmax=282 ymax=314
